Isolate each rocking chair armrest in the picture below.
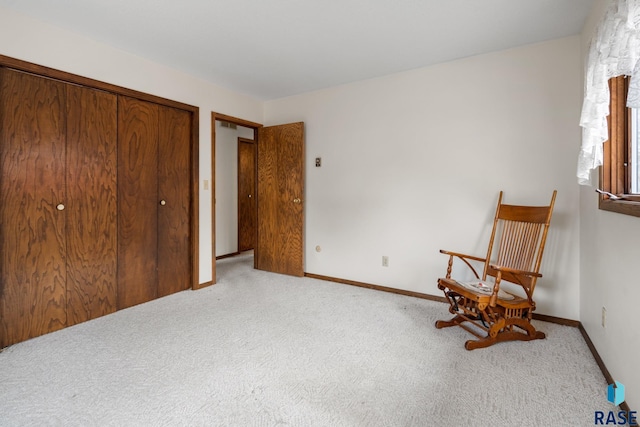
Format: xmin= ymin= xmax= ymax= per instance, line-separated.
xmin=488 ymin=264 xmax=542 ymax=278
xmin=439 ymin=250 xmax=486 ymax=280
xmin=488 ymin=264 xmax=540 ymax=307
xmin=439 ymin=250 xmax=486 ymax=263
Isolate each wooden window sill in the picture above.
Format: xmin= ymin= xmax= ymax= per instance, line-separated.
xmin=599 ymin=198 xmax=640 ymax=217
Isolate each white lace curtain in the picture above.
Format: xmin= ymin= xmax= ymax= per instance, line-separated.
xmin=578 ymin=0 xmax=640 ymax=185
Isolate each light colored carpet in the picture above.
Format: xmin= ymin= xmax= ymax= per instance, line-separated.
xmin=0 ymin=252 xmax=610 ymax=426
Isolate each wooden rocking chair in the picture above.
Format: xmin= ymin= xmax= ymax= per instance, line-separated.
xmin=435 ymin=191 xmax=556 ymax=350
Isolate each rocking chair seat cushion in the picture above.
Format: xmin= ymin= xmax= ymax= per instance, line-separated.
xmin=438 ymin=277 xmax=531 ymax=309
xmin=455 ymin=280 xmax=515 ymax=300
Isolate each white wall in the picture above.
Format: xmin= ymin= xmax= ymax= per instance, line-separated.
xmin=580 ymin=0 xmax=640 ymax=411
xmin=0 ymin=7 xmax=263 ymax=285
xmin=215 ymin=122 xmax=254 ymax=256
xmin=265 ymin=36 xmax=583 ymax=320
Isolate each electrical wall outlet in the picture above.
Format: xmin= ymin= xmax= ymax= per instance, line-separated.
xmin=602 ymin=306 xmax=606 ymax=328
xmin=382 ymin=256 xmax=389 ymax=267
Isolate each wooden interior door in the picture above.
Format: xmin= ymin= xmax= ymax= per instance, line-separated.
xmin=0 ymin=68 xmax=68 ymax=347
xmin=256 ymin=122 xmax=305 ymax=277
xmin=65 ymin=84 xmax=118 ymax=325
xmin=157 ymin=105 xmax=191 ymax=298
xmin=238 ymin=138 xmax=256 ymax=252
xmin=117 ymin=95 xmax=159 ymax=309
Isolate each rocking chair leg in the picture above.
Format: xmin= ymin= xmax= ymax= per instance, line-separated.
xmin=463 ymin=324 xmax=546 ymax=350
xmin=510 ymin=318 xmax=546 ymax=340
xmin=534 ymin=331 xmax=546 ymax=339
xmin=465 ymin=337 xmax=496 ymax=351
xmin=435 ymin=315 xmax=466 ymax=329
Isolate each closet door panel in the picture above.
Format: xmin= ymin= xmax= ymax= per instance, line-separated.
xmin=117 ymin=96 xmax=159 ymax=309
xmin=0 ymin=69 xmax=67 ymax=347
xmin=157 ymin=105 xmax=191 ymax=297
xmin=65 ymin=85 xmax=117 ymax=325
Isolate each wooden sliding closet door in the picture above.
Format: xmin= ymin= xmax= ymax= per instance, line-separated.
xmin=117 ymin=96 xmax=159 ymax=309
xmin=0 ymin=68 xmax=68 ymax=347
xmin=65 ymin=85 xmax=118 ymax=326
xmin=117 ymin=97 xmax=191 ymax=308
xmin=157 ymin=106 xmax=191 ymax=297
xmin=0 ymin=57 xmax=196 ymax=347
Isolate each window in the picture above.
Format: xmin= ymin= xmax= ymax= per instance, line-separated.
xmin=599 ymin=76 xmax=640 ymax=217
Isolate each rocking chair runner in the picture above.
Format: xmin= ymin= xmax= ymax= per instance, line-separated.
xmin=435 ymin=191 xmax=557 ymax=350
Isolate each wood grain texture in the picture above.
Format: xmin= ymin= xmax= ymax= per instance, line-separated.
xmin=2 ymin=54 xmax=200 ymax=290
xmin=256 ymin=125 xmax=278 ymax=273
xmin=0 ymin=68 xmax=67 ymax=347
xmin=157 ymin=105 xmax=191 ymax=297
xmin=277 ymin=124 xmax=304 ymax=276
xmin=256 ymin=123 xmax=304 ymax=276
xmin=117 ymin=95 xmax=159 ymax=309
xmin=238 ymin=138 xmax=256 ymax=252
xmin=65 ymin=84 xmax=118 ymax=326
xmin=1 ymin=56 xmax=201 ymax=345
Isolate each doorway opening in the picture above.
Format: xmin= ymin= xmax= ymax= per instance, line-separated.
xmin=211 ymin=113 xmax=305 ymax=284
xmin=211 ymin=113 xmax=261 ymax=283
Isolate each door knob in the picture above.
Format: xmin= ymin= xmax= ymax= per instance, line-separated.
xmin=248 ymin=194 xmax=252 ymax=198
xmin=56 ymin=204 xmax=65 ymax=211
xmin=293 ymin=198 xmax=301 ymax=204
xmin=160 ymin=200 xmax=166 ymax=206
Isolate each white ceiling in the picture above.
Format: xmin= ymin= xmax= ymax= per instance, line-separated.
xmin=0 ymin=0 xmax=594 ymax=100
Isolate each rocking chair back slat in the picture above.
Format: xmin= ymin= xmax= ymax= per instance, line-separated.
xmin=497 ymin=204 xmax=552 ymax=223
xmin=482 ymin=191 xmax=556 ymax=293
xmin=496 ymin=220 xmax=543 ymax=272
